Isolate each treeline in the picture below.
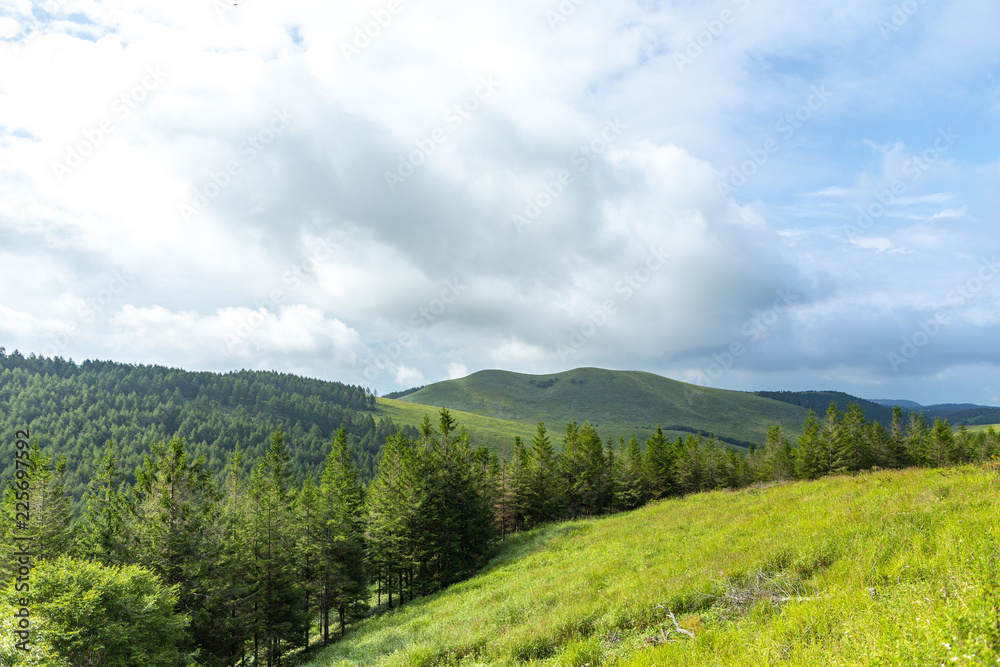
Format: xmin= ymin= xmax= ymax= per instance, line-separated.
xmin=0 ymin=349 xmax=415 ymax=494
xmin=491 ymin=404 xmax=1000 ymax=534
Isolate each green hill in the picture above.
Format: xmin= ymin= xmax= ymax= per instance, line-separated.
xmin=397 ymin=368 xmax=811 ymax=448
xmin=305 ymin=465 xmax=1000 ymax=666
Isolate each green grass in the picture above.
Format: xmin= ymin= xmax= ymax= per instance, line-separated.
xmin=967 ymin=424 xmax=1000 ymax=434
xmin=395 ymin=368 xmax=810 ymax=448
xmin=375 ymin=397 xmax=536 ymax=454
xmin=305 ymin=465 xmax=1000 ymax=666
xmin=375 ymin=396 xmax=743 ymax=455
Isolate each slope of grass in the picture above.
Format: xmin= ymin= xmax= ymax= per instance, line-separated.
xmin=397 ymin=368 xmax=809 ymax=446
xmin=375 ymin=398 xmax=734 ymax=455
xmin=375 ymin=398 xmax=536 ymax=454
xmin=306 ymin=465 xmax=1000 ymax=666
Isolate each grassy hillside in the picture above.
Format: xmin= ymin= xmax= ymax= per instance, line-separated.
xmin=306 ymin=465 xmax=1000 ymax=666
xmin=397 ymin=368 xmax=810 ymax=447
xmin=375 ymin=397 xmax=536 ymax=454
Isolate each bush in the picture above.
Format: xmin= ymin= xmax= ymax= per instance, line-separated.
xmin=0 ymin=556 xmax=193 ymax=666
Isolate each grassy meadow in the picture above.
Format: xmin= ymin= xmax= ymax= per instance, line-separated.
xmin=305 ymin=465 xmax=1000 ymax=666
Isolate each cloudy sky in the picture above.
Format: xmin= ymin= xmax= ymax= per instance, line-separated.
xmin=1 ymin=0 xmax=998 ymax=405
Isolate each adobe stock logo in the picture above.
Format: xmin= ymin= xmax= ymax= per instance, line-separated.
xmin=363 ymin=279 xmax=468 ymax=381
xmin=51 ymin=66 xmax=169 ymax=182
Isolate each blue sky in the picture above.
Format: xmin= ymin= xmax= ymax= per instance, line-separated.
xmin=0 ymin=0 xmax=998 ymax=405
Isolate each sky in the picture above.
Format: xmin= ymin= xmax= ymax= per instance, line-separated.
xmin=1 ymin=0 xmax=998 ymax=406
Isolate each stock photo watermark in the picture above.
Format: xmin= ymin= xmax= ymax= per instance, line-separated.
xmin=341 ymin=0 xmax=405 ymax=61
xmin=50 ymin=65 xmax=169 ymax=182
xmin=512 ymin=118 xmax=625 ymax=232
xmin=384 ymin=77 xmax=500 ymax=191
xmin=41 ymin=269 xmax=134 ymax=359
xmin=546 ymin=0 xmax=589 ymax=29
xmin=674 ymin=0 xmax=753 ymax=72
xmin=224 ymin=233 xmax=340 ymax=351
xmin=701 ymin=288 xmax=798 ymax=382
xmin=878 ymin=0 xmax=929 ymax=39
xmin=888 ymin=255 xmax=999 ymax=372
xmin=556 ymin=246 xmax=669 ymax=362
xmin=362 ymin=279 xmax=468 ymax=381
xmin=843 ymin=128 xmax=958 ymax=243
xmin=717 ymin=85 xmax=832 ymax=201
xmin=180 ymin=108 xmax=295 ymax=222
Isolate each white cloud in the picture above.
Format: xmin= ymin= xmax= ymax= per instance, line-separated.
xmin=1 ymin=0 xmax=998 ymax=402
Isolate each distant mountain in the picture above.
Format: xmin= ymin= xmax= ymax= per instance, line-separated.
xmin=396 ymin=367 xmax=811 ymax=448
xmin=872 ymin=399 xmax=924 ymax=409
xmin=754 ymin=390 xmax=903 ymax=425
xmin=762 ymin=392 xmax=1000 ymax=427
xmin=923 ymin=403 xmax=990 ymax=413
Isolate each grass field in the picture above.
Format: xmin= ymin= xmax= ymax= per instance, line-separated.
xmin=376 ymin=395 xmax=760 ymax=455
xmin=968 ymin=424 xmax=1000 ymax=434
xmin=305 ymin=465 xmax=1000 ymax=666
xmin=394 ymin=368 xmax=810 ymax=448
xmin=375 ymin=397 xmax=536 ymax=454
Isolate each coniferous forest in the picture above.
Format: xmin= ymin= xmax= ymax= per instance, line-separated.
xmin=1 ymin=351 xmax=999 ymax=665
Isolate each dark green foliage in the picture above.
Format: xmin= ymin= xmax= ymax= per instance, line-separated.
xmin=249 ymin=428 xmax=310 ymax=666
xmin=1 ymin=556 xmax=192 ymax=666
xmin=615 ymin=436 xmax=646 ymax=511
xmin=0 ymin=350 xmax=392 ymax=498
xmin=318 ymin=427 xmax=368 ymax=641
xmin=130 ymin=437 xmax=224 ymax=662
xmin=524 ymin=422 xmax=563 ymax=526
xmin=642 ymin=425 xmax=674 ymax=499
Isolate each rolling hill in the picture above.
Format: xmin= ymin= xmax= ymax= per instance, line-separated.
xmin=305 ymin=465 xmax=1000 ymax=666
xmin=396 ymin=368 xmax=812 ymax=448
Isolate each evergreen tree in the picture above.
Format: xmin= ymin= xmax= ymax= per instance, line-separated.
xmin=130 ymin=437 xmax=222 ymax=662
xmin=249 ymin=428 xmax=310 ymax=666
xmin=642 ymin=425 xmax=673 ymax=499
xmin=905 ymin=412 xmax=931 ymax=466
xmin=888 ymin=405 xmax=909 ymax=468
xmin=561 ymin=422 xmax=608 ymax=516
xmin=929 ymin=419 xmax=955 ymax=466
xmin=525 ymin=423 xmax=563 ymax=525
xmin=365 ymin=432 xmax=417 ymax=607
xmin=795 ymin=410 xmax=822 ymax=479
xmin=75 ymin=441 xmax=131 ymax=566
xmin=319 ymin=427 xmax=368 ymax=640
xmin=615 ymin=436 xmax=646 ymax=510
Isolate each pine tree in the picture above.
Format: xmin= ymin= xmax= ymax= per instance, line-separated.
xmin=75 ymin=441 xmax=131 ymax=566
xmin=129 ymin=437 xmax=222 ymax=662
xmin=25 ymin=440 xmax=74 ymax=563
xmin=888 ymin=406 xmax=909 ymax=468
xmin=525 ymin=423 xmax=563 ymax=525
xmin=929 ymin=419 xmax=955 ymax=466
xmin=320 ymin=427 xmax=368 ymax=640
xmin=365 ymin=432 xmax=417 ymax=607
xmin=833 ymin=403 xmax=869 ymax=472
xmin=642 ymin=425 xmax=673 ymax=499
xmin=794 ymin=410 xmax=822 ymax=479
xmin=249 ymin=428 xmax=310 ymax=666
xmin=0 ymin=439 xmax=74 ymax=583
xmin=561 ymin=422 xmax=608 ymax=516
xmin=905 ymin=412 xmax=931 ymax=466
xmin=615 ymin=436 xmax=646 ymax=510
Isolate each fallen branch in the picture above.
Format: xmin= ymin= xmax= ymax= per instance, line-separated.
xmin=654 ymin=605 xmax=695 ymax=639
